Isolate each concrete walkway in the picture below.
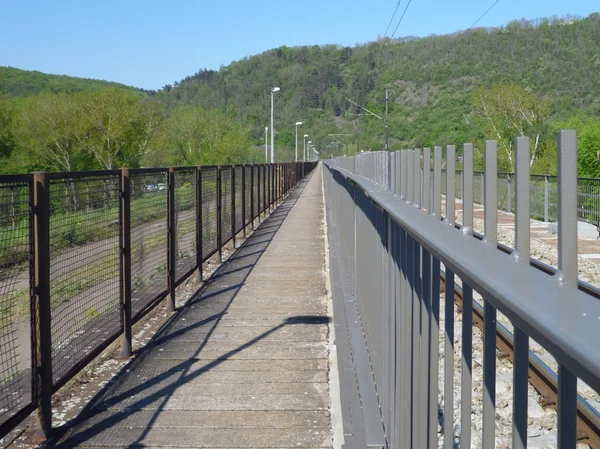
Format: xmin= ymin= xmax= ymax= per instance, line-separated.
xmin=54 ymin=167 xmax=331 ymax=448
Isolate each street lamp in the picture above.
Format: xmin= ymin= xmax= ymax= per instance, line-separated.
xmin=303 ymin=135 xmax=309 ymax=162
xmin=295 ymin=122 xmax=303 ymax=162
xmin=313 ymin=149 xmax=319 ymax=161
xmin=265 ymin=127 xmax=268 ymax=162
xmin=270 ymin=87 xmax=281 ymax=163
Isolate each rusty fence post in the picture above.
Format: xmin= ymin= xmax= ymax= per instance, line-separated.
xmin=231 ymin=165 xmax=236 ymax=248
xmin=262 ymin=164 xmax=266 ymax=218
xmin=196 ymin=166 xmax=203 ymax=282
xmin=32 ymin=172 xmax=52 ymax=441
xmin=166 ymin=167 xmax=175 ymax=312
xmin=217 ymin=166 xmax=222 ymax=263
xmin=250 ymin=164 xmax=255 ymax=229
xmin=119 ymin=168 xmax=132 ymax=358
xmin=241 ymin=165 xmax=246 ymax=238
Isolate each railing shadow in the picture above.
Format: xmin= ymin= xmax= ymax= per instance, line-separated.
xmin=47 ymin=171 xmax=321 ymax=448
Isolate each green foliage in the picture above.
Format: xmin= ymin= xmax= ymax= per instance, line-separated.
xmin=158 ymin=14 xmax=600 ymax=163
xmin=470 ymin=82 xmax=553 ymax=171
xmin=0 ymin=66 xmax=147 ymax=97
xmin=550 ymin=117 xmax=600 ymax=177
xmin=145 ymin=104 xmax=251 ymax=166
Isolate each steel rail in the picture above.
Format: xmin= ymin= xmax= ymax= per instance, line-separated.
xmin=440 ymin=271 xmax=600 ymax=448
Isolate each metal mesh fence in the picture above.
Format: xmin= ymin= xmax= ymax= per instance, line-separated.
xmin=221 ymin=168 xmax=232 ymax=244
xmin=234 ymin=166 xmax=243 ymax=235
xmin=201 ymin=167 xmax=218 ymax=259
xmin=48 ymin=173 xmax=122 ymax=387
xmin=0 ymin=176 xmax=32 ymax=431
xmin=174 ymin=169 xmax=197 ymax=284
xmin=130 ymin=170 xmax=168 ymax=317
xmin=244 ymin=166 xmax=252 ymax=227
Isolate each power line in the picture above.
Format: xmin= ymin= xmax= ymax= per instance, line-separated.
xmin=377 ymin=0 xmax=403 ymax=62
xmin=383 ymin=0 xmax=403 ymax=39
xmin=390 ymin=0 xmax=413 ymax=39
xmin=458 ymin=0 xmax=501 ymax=39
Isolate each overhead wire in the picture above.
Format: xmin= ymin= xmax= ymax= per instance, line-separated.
xmin=390 ymin=0 xmax=413 ymax=39
xmin=457 ymin=0 xmax=501 ymax=39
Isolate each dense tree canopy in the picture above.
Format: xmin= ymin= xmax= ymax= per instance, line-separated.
xmin=1 ymin=14 xmax=599 ymax=174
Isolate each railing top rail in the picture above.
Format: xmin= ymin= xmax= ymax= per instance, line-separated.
xmin=47 ymin=169 xmax=121 ymax=180
xmin=327 ymin=163 xmax=600 ymax=393
xmin=0 ymin=173 xmax=32 ymax=183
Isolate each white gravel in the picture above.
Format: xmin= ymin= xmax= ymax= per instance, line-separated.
xmin=434 ymin=208 xmax=598 ymax=448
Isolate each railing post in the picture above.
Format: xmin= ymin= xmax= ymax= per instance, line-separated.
xmin=231 ymin=165 xmax=236 ymax=248
xmin=196 ymin=166 xmax=203 ymax=282
xmin=166 ymin=167 xmax=176 ymax=312
xmin=217 ymin=166 xmax=222 ymax=263
xmin=242 ymin=165 xmax=246 ymax=238
xmin=250 ymin=164 xmax=255 ymax=229
xmin=544 ymin=175 xmax=549 ymax=222
xmin=32 ymin=171 xmax=52 ymax=441
xmin=262 ymin=164 xmax=266 ymax=218
xmin=119 ymin=168 xmax=132 ymax=358
xmin=507 ymin=174 xmax=512 ymax=213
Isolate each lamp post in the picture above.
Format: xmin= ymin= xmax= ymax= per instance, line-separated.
xmin=303 ymin=135 xmax=309 ymax=162
xmin=295 ymin=122 xmax=303 ymax=162
xmin=264 ymin=127 xmax=268 ymax=162
xmin=270 ymin=87 xmax=280 ymax=163
xmin=307 ymin=141 xmax=312 ymax=162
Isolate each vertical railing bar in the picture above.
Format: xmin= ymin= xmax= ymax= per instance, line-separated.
xmin=411 ymin=234 xmax=422 ymax=448
xmin=119 ymin=168 xmax=132 ymax=358
xmin=423 ymin=148 xmax=431 ymax=213
xmin=420 ymin=246 xmax=431 ymax=448
xmin=428 ymin=257 xmax=440 ymax=449
xmin=446 ymin=145 xmax=456 ymax=225
xmin=556 ymin=130 xmax=578 ymax=449
xmin=443 ymin=267 xmax=454 ymax=449
xmin=434 ymin=146 xmax=442 ymax=219
xmin=217 ymin=166 xmax=222 ymax=263
xmin=241 ymin=164 xmax=246 ymax=238
xmin=166 ymin=167 xmax=176 ymax=312
xmin=407 ymin=150 xmax=414 ymax=204
xmin=463 ymin=143 xmax=474 ymax=234
xmin=32 ymin=171 xmax=52 ymax=441
xmin=231 ymin=165 xmax=236 ymax=248
xmin=482 ymin=140 xmax=497 ymax=449
xmin=196 ymin=166 xmax=203 ymax=282
xmin=414 ymin=149 xmax=422 ymax=208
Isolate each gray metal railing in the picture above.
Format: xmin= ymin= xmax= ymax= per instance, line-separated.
xmin=324 ymin=133 xmax=600 ymax=449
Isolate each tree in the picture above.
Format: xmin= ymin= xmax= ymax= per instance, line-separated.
xmin=551 ymin=117 xmax=600 ymax=177
xmin=0 ymin=95 xmax=15 ymax=171
xmin=471 ymin=83 xmax=553 ymax=171
xmin=82 ymin=88 xmax=162 ymax=169
xmin=145 ymin=105 xmax=251 ymax=167
xmin=12 ymin=92 xmax=92 ymax=172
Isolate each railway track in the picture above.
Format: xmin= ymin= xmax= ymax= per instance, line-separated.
xmin=441 ymin=226 xmax=600 ymax=447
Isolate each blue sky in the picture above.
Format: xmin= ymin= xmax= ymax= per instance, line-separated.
xmin=1 ymin=0 xmax=597 ymax=90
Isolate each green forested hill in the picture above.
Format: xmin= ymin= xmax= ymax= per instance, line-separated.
xmin=159 ymin=14 xmax=600 ymax=170
xmin=2 ymin=14 xmax=600 ymax=175
xmin=0 ymin=66 xmax=146 ymax=97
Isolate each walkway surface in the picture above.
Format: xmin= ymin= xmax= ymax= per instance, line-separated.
xmin=54 ymin=167 xmax=332 ymax=448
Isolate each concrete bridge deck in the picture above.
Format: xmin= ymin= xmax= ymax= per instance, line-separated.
xmin=54 ymin=167 xmax=332 ymax=448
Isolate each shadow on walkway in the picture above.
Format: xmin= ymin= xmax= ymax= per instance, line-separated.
xmin=50 ymin=171 xmax=327 ymax=448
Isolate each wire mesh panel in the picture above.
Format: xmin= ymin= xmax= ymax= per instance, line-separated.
xmin=201 ymin=167 xmax=218 ymax=260
xmin=497 ymin=173 xmax=514 ymax=213
xmin=244 ymin=166 xmax=252 ymax=227
xmin=174 ymin=169 xmax=197 ymax=284
xmin=221 ymin=168 xmax=232 ymax=244
xmin=0 ymin=176 xmax=32 ymax=431
xmin=234 ymin=166 xmax=243 ymax=235
xmin=129 ymin=170 xmax=168 ymax=317
xmin=577 ymin=178 xmax=600 ymax=223
xmin=48 ymin=172 xmax=121 ymax=387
